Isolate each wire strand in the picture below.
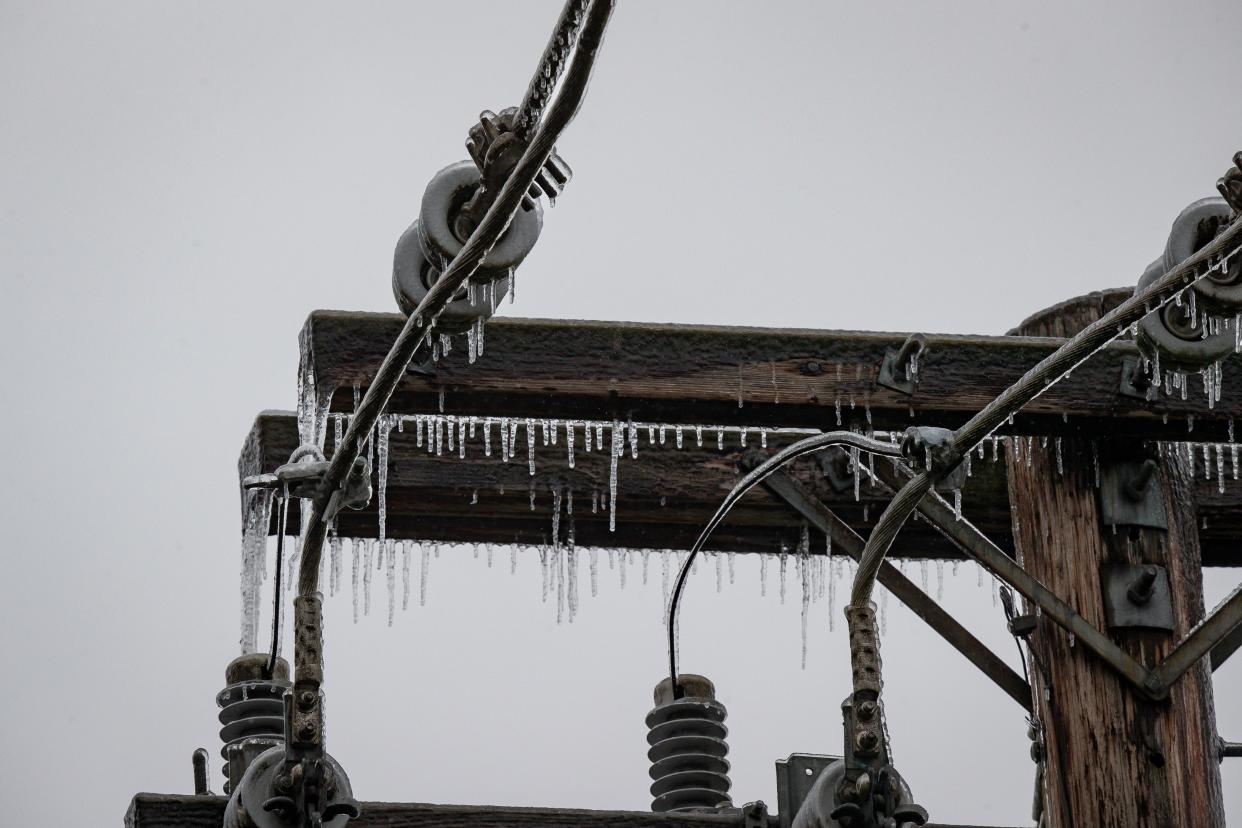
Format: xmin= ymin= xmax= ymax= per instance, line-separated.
xmin=665 ymin=431 xmax=902 ymax=691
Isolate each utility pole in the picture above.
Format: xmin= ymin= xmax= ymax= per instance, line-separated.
xmin=1008 ymin=294 xmax=1225 ymax=826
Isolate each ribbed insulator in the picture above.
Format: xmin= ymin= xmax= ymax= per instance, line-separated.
xmin=217 ymin=654 xmax=289 ymax=794
xmin=645 ymin=674 xmax=732 ymax=813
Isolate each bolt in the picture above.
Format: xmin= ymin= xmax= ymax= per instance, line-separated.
xmin=298 ymin=722 xmax=317 ymax=741
xmin=802 ymin=360 xmax=824 ymax=376
xmin=1128 ymin=566 xmax=1159 ymax=605
xmin=857 ymin=700 xmax=878 ymax=721
xmin=1122 ymin=459 xmax=1159 ymax=502
xmin=275 ymin=774 xmax=293 ymax=793
xmin=298 ymin=690 xmax=317 ymax=710
xmin=855 ymin=728 xmax=880 ymax=753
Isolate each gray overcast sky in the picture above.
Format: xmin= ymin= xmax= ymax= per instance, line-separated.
xmin=2 ymin=1 xmax=1241 ymax=825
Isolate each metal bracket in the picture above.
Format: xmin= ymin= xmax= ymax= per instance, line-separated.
xmin=877 ymin=334 xmax=927 ymax=395
xmin=774 ymin=754 xmax=839 ymax=828
xmin=1119 ymin=356 xmax=1156 ymax=402
xmin=1098 ymin=459 xmax=1167 ymax=529
xmin=817 ymin=447 xmax=855 ymax=494
xmin=1102 ymin=564 xmax=1174 ymax=631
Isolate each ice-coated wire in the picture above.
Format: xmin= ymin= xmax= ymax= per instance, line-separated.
xmin=295 ymin=0 xmax=614 ymax=598
xmin=665 ymin=430 xmax=902 ymax=690
xmin=516 ymin=0 xmax=590 ymax=142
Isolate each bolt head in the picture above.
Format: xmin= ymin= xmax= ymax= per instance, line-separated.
xmin=855 ymin=728 xmax=880 ymax=753
xmin=857 ymin=700 xmax=878 ymax=721
xmin=298 ymin=690 xmax=317 ymax=710
xmin=298 ymin=723 xmax=317 ymax=741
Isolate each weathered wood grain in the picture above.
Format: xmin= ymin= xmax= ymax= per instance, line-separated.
xmin=1007 ymin=308 xmax=1226 ymax=827
xmin=241 ymin=411 xmax=1242 ymax=565
xmin=301 ymin=310 xmax=1242 ymax=442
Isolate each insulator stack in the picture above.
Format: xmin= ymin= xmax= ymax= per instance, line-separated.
xmin=216 ymin=653 xmax=289 ymax=794
xmin=645 ymin=674 xmax=732 ymax=813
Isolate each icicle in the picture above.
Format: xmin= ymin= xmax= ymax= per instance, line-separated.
xmin=715 ymin=553 xmax=724 ymax=593
xmin=675 ymin=426 xmax=684 ymax=449
xmin=953 ymin=489 xmax=962 ymax=520
xmin=401 ymin=542 xmax=412 ymax=610
xmin=584 ymin=421 xmax=594 ymax=453
xmin=386 ymin=540 xmax=396 ymax=627
xmin=609 ymin=422 xmax=623 ymax=532
xmin=590 ymin=548 xmax=600 ymax=597
xmin=459 ymin=417 xmax=467 ymax=459
xmin=377 ymin=415 xmax=393 ymax=543
xmin=566 ymin=421 xmax=576 ymax=468
xmin=779 ymin=548 xmax=788 ymax=604
xmin=1055 ymin=437 xmax=1063 ymax=476
xmin=800 ymin=552 xmax=810 ymax=669
xmin=717 ymin=427 xmax=725 ymax=450
xmin=696 ymin=425 xmax=703 ymax=447
xmin=629 ymin=422 xmax=639 ymax=459
xmin=659 ymin=424 xmax=667 ymax=445
xmin=920 ymin=559 xmax=930 ymax=592
xmin=760 ymin=554 xmax=768 ymax=597
xmin=1217 ymin=445 xmax=1225 ymax=494
xmin=527 ymin=417 xmax=537 ymax=476
xmin=935 ymin=559 xmax=945 ymax=602
xmin=420 ymin=545 xmax=430 ymax=606
xmin=740 ymin=426 xmax=748 ymax=447
xmin=351 ymin=540 xmax=360 ymax=623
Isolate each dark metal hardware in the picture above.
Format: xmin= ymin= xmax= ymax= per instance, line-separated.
xmin=1102 ymin=564 xmax=1174 ymax=631
xmin=817 ymin=447 xmax=855 ymax=494
xmin=192 ymin=748 xmax=211 ymax=796
xmin=1118 ymin=356 xmax=1156 ymax=402
xmin=458 ymin=107 xmax=571 ymax=239
xmin=1221 ymin=740 xmax=1242 ymax=759
xmin=900 ymin=426 xmax=966 ymax=493
xmin=242 ymin=447 xmax=372 ymax=524
xmin=775 ymin=754 xmax=839 ymax=828
xmin=877 ymin=334 xmax=927 ymax=395
xmin=1099 ymin=459 xmax=1168 ymax=530
xmin=1218 ymin=151 xmax=1242 ymax=214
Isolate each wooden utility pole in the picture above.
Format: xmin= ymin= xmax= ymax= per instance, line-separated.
xmin=1008 ymin=293 xmax=1225 ymax=827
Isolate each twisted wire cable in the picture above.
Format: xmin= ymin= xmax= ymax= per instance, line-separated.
xmin=516 ymin=0 xmax=591 ymax=142
xmin=296 ymin=0 xmax=614 ymax=597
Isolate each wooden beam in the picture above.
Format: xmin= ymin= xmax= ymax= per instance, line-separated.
xmin=125 ymin=793 xmax=1025 ymax=828
xmin=300 ymin=310 xmax=1242 ymax=442
xmin=240 ymin=411 xmax=1242 ymax=566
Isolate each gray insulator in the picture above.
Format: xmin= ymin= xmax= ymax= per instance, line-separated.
xmin=217 ymin=654 xmax=290 ymax=794
xmin=646 ymin=674 xmax=733 ymax=813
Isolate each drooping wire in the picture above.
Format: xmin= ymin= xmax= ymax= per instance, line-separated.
xmin=665 ymin=431 xmax=902 ymax=693
xmin=265 ymin=487 xmax=289 ymax=680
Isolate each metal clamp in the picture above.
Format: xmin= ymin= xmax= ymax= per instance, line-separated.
xmin=1118 ymin=356 xmax=1157 ymax=402
xmin=877 ymin=334 xmax=927 ymax=396
xmin=457 ymin=107 xmax=571 ymax=239
xmin=242 ymin=447 xmax=372 ymax=523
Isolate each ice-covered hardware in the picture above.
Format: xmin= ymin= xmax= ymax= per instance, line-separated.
xmin=242 ymin=446 xmax=371 ymax=523
xmin=457 ymin=107 xmax=571 ymax=238
xmin=877 ymin=334 xmax=927 ymax=396
xmin=217 ymin=653 xmax=290 ymax=795
xmin=646 ymin=674 xmax=734 ymax=813
xmin=899 ymin=426 xmax=966 ymax=493
xmin=392 ymin=160 xmax=543 ymax=329
xmin=1217 ymin=151 xmax=1242 ymax=215
xmin=1135 ymin=254 xmax=1235 ymax=372
xmin=1167 ymin=198 xmax=1242 ymax=316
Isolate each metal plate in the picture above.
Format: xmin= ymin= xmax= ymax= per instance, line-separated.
xmin=774 ymin=753 xmax=839 ymax=828
xmin=1098 ymin=460 xmax=1168 ymax=529
xmin=1102 ymin=564 xmax=1174 ymax=631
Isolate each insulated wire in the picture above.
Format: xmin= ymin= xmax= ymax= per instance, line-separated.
xmin=665 ymin=431 xmax=902 ymax=690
